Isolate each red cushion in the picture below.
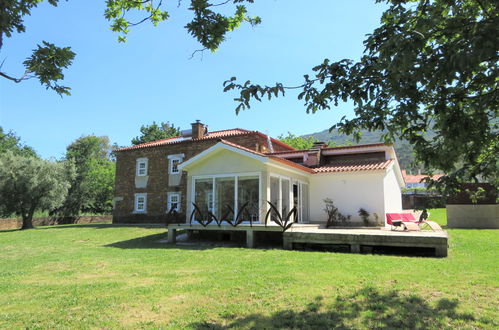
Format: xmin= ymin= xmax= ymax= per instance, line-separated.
xmin=401 ymin=213 xmax=417 ymax=222
xmin=386 ymin=213 xmax=402 ymax=224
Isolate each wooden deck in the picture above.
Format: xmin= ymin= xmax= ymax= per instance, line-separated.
xmin=167 ymin=223 xmax=448 ymax=257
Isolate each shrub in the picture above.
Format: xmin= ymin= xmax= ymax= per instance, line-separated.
xmin=358 ymin=208 xmax=370 ymax=226
xmin=323 ymin=198 xmax=350 ymax=228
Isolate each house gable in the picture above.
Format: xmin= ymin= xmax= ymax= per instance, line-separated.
xmin=181 ymin=145 xmax=267 ymax=176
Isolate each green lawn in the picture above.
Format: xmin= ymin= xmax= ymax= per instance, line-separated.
xmin=0 ymin=210 xmax=497 ymax=329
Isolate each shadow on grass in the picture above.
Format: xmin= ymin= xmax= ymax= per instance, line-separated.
xmin=33 ymin=223 xmax=165 ymax=230
xmin=1 ymin=223 xmax=166 ymax=233
xmin=191 ymin=287 xmax=486 ymax=329
xmin=105 ymin=232 xmax=216 ymax=250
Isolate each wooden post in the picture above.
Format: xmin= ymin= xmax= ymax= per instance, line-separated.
xmin=246 ymin=230 xmax=254 ymax=248
xmin=283 ymin=233 xmax=292 ymax=250
xmin=168 ymin=227 xmax=177 ymax=243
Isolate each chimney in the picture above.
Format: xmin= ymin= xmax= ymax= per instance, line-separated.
xmin=312 ymin=141 xmax=327 ymax=149
xmin=304 ymin=141 xmax=326 ymax=167
xmin=191 ymin=120 xmax=206 ymax=139
xmin=305 ymin=149 xmax=320 ymax=167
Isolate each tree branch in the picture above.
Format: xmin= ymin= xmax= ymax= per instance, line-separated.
xmin=189 ymin=48 xmax=207 ymax=60
xmin=475 ymin=0 xmax=492 ymax=18
xmin=210 ymin=0 xmax=231 ymax=7
xmin=0 ymin=71 xmax=23 ymax=83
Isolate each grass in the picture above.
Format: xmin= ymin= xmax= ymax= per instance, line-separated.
xmin=0 ymin=209 xmax=497 ymax=328
xmin=428 ymin=208 xmax=447 ymax=226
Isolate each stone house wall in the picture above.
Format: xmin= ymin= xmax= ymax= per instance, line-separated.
xmin=113 ymin=133 xmax=290 ymax=223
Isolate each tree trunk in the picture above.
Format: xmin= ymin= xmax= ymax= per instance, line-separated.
xmin=20 ymin=215 xmax=34 ymax=230
xmin=20 ymin=206 xmax=36 ymax=230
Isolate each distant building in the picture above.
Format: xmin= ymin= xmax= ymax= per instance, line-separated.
xmin=402 ymin=170 xmax=444 ymax=189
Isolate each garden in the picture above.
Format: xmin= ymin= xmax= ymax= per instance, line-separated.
xmin=0 ymin=209 xmax=497 ymax=328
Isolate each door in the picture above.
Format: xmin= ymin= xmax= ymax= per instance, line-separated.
xmin=293 ymin=183 xmax=300 ymax=223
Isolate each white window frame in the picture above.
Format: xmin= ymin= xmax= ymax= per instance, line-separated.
xmin=134 ymin=193 xmax=147 ymax=213
xmin=269 ymin=173 xmax=308 ymax=223
xmin=191 ymin=172 xmax=262 ymax=223
xmin=167 ymin=154 xmax=185 ymax=174
xmin=167 ymin=192 xmax=181 ymax=212
xmin=136 ymin=158 xmax=148 ymax=176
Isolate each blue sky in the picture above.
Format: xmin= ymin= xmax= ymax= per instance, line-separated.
xmin=0 ymin=1 xmax=386 ymax=159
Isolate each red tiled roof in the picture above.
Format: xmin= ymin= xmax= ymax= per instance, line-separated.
xmin=219 ymin=140 xmax=314 ymax=173
xmin=313 ymin=159 xmax=394 ymax=173
xmin=265 ymin=149 xmax=308 ymax=155
xmin=321 ymin=143 xmax=389 ymax=152
xmin=402 ymin=171 xmax=445 ymax=183
xmin=218 ymin=139 xmax=266 ymax=157
xmin=219 ymin=140 xmax=387 ymax=174
xmin=268 ymin=156 xmax=315 ymax=173
xmin=114 ymin=128 xmax=295 ymax=152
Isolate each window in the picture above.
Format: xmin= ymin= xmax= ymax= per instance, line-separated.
xmin=167 ymin=193 xmax=181 ymax=212
xmin=134 ymin=193 xmax=147 ymax=213
xmin=193 ymin=174 xmax=260 ymax=222
xmin=136 ymin=158 xmax=148 ymax=176
xmin=194 ymin=178 xmax=213 ymax=215
xmin=171 ymin=159 xmax=180 ymax=174
xmin=215 ymin=177 xmax=235 ymax=220
xmin=238 ymin=176 xmax=259 ymax=222
xmin=168 ymin=154 xmax=184 ymax=174
xmin=269 ymin=175 xmax=307 ymax=223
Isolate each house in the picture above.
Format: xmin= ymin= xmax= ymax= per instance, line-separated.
xmin=402 ymin=170 xmax=444 ymax=190
xmin=113 ymin=121 xmax=404 ymax=227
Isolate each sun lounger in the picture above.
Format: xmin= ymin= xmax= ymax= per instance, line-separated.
xmin=386 ymin=213 xmax=420 ymax=231
xmin=386 ymin=213 xmax=443 ymax=231
xmin=401 ymin=213 xmax=443 ymax=231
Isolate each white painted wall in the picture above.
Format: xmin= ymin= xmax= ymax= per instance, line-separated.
xmin=187 ymin=149 xmax=266 ymax=176
xmin=309 ymin=171 xmax=385 ymax=224
xmin=383 ymin=168 xmax=403 ymax=213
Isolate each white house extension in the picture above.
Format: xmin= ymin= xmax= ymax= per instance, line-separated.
xmin=179 ymin=140 xmax=404 ymax=226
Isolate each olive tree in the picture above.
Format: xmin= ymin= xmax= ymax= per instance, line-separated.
xmin=0 ymin=152 xmax=75 ymax=229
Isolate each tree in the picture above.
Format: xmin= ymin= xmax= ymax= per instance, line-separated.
xmin=277 ymin=132 xmax=319 ymax=150
xmin=0 ymin=127 xmax=37 ymax=157
xmin=58 ymin=136 xmax=115 ymax=216
xmin=1 ymin=0 xmax=260 ymax=95
xmin=131 ymin=121 xmax=181 ymax=145
xmin=0 ymin=152 xmax=74 ymax=229
xmin=223 ymin=0 xmax=499 ymax=189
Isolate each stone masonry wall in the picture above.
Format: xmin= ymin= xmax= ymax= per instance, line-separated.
xmin=113 ymin=133 xmax=287 ymax=224
xmin=0 ymin=216 xmax=112 ymax=230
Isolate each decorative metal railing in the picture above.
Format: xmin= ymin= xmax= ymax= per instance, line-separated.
xmin=188 ymin=201 xmax=296 ymax=232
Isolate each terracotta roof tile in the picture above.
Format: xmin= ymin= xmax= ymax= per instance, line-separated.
xmin=265 ymin=149 xmax=308 ymax=155
xmin=321 ymin=143 xmax=389 ymax=151
xmin=219 ymin=140 xmax=314 ymax=173
xmin=402 ymin=172 xmax=445 ymax=183
xmin=268 ymin=156 xmax=315 ymax=173
xmin=114 ymin=128 xmax=292 ymax=152
xmin=218 ymin=139 xmax=265 ymax=157
xmin=314 ymin=159 xmax=394 ymax=173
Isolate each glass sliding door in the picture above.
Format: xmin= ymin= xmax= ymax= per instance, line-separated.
xmin=215 ymin=177 xmax=235 ymax=221
xmin=300 ymin=183 xmax=309 ymax=223
xmin=238 ymin=176 xmax=259 ymax=222
xmin=270 ymin=176 xmax=280 ymax=222
xmin=269 ymin=175 xmax=308 ymax=224
xmin=293 ymin=183 xmax=300 ymax=222
xmin=281 ymin=179 xmax=290 ymax=215
xmin=194 ymin=178 xmax=213 ymax=217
